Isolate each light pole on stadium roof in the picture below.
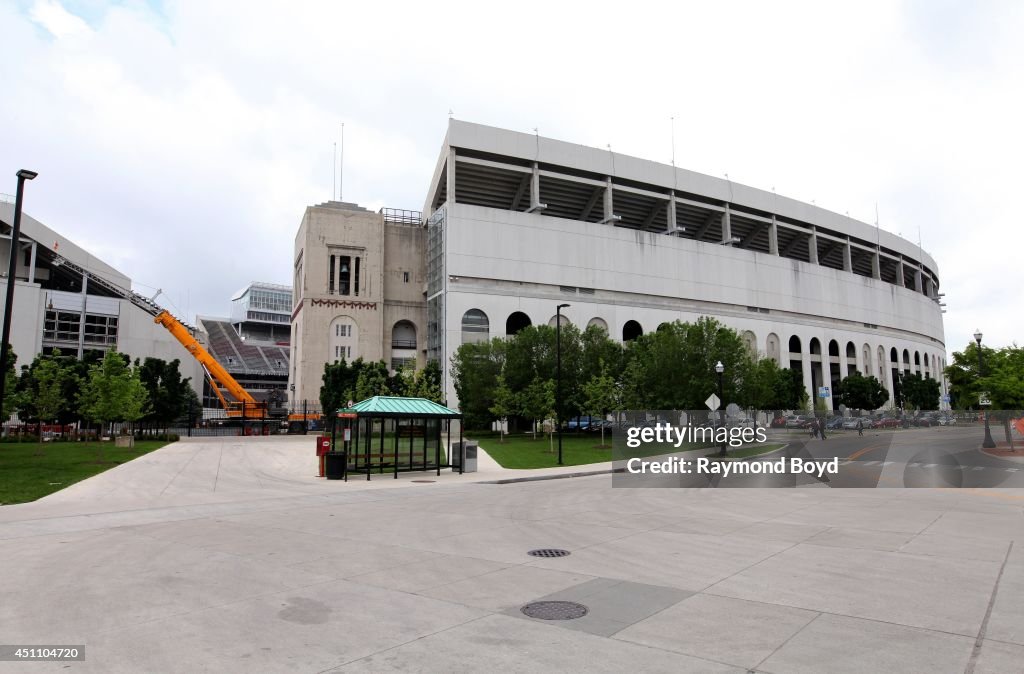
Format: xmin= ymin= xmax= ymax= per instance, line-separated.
xmin=0 ymin=170 xmax=38 ymax=423
xmin=716 ymin=360 xmax=727 ymax=457
xmin=556 ymin=303 xmax=570 ymax=466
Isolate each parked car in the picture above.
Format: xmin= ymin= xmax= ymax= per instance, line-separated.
xmin=826 ymin=417 xmax=845 ymax=430
xmin=874 ymin=417 xmax=900 ymax=429
xmin=912 ymin=417 xmax=932 ymax=427
xmin=770 ymin=416 xmax=788 ymax=428
xmin=786 ymin=415 xmax=809 ymax=428
xmin=937 ymin=416 xmax=957 ymax=426
xmin=842 ymin=418 xmax=872 ymax=430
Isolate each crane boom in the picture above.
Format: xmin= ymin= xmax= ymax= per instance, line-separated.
xmin=51 ymin=254 xmax=268 ymax=418
xmin=154 ymin=310 xmax=258 ymax=406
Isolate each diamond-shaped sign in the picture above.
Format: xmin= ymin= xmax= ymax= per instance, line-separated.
xmin=705 ymin=393 xmax=721 ymax=411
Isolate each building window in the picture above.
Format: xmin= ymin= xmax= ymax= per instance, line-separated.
xmin=354 ymin=256 xmax=360 ymax=296
xmin=391 ymin=357 xmax=416 ymax=371
xmin=403 ymin=271 xmax=410 ymax=283
xmin=329 ymin=255 xmax=335 ymax=294
xmin=461 ymin=309 xmax=490 ymax=344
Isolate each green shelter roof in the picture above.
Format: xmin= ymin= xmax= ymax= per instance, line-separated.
xmin=339 ymin=396 xmax=460 ymax=418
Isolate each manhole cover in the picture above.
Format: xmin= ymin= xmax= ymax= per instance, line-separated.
xmin=527 ymin=548 xmax=571 ymax=558
xmin=411 ymin=480 xmax=436 ymax=483
xmin=521 ymin=601 xmax=588 ymax=620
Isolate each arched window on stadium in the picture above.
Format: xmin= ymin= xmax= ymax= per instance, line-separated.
xmin=391 ymin=321 xmax=417 ymax=371
xmin=788 ymin=336 xmax=803 ymax=380
xmin=863 ymin=344 xmax=872 ymax=375
xmin=809 ymin=338 xmax=822 ymax=356
xmin=903 ymin=349 xmax=911 ymax=374
xmin=890 ymin=347 xmax=899 ymax=364
xmin=548 ymin=314 xmax=571 ymax=328
xmin=828 ymin=340 xmax=840 ymax=358
xmin=657 ymin=322 xmax=671 ymax=332
xmin=846 ymin=342 xmax=857 ymax=374
xmin=506 ymin=312 xmax=532 ymax=336
xmin=461 ymin=309 xmax=490 ymax=345
xmin=587 ymin=317 xmax=609 ymax=334
xmin=622 ymin=320 xmax=643 ymax=342
xmin=914 ymin=351 xmax=921 ymax=374
xmin=329 ymin=316 xmax=358 ymax=362
xmin=766 ymin=333 xmax=781 ymax=364
xmin=877 ymin=346 xmax=886 ymax=380
xmin=741 ymin=331 xmax=756 ymax=355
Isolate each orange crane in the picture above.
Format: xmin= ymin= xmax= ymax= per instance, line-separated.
xmin=51 ymin=254 xmax=275 ymax=420
xmin=153 ymin=311 xmax=267 ymax=419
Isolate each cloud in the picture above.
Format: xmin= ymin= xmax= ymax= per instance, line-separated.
xmin=28 ymin=0 xmax=91 ymax=38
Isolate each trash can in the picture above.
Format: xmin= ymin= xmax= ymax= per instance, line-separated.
xmin=324 ymin=452 xmax=346 ymax=480
xmin=454 ymin=441 xmax=478 ymax=473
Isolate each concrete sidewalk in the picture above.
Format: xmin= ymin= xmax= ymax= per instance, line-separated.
xmin=1 ymin=436 xmax=1022 ymax=672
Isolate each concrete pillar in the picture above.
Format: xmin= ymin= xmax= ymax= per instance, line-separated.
xmin=721 ymin=203 xmax=732 ymax=244
xmin=77 ymin=272 xmax=89 ymax=359
xmin=666 ymin=194 xmax=678 ymax=234
xmin=820 ymin=342 xmax=833 ymax=412
xmin=896 ymin=257 xmax=906 ymax=287
xmin=914 ymin=266 xmax=923 ymax=293
xmin=768 ymin=215 xmax=779 ymax=255
xmin=603 ymin=177 xmax=614 ymax=223
xmin=446 ymin=148 xmax=457 ymax=207
xmin=528 ymin=162 xmax=547 ymax=212
xmin=28 ymin=241 xmax=37 ymax=284
xmin=843 ymin=237 xmax=853 ymax=272
xmin=872 ymin=248 xmax=881 ymax=280
xmin=808 ymin=227 xmax=819 ymax=264
xmin=802 ymin=349 xmax=814 ymax=411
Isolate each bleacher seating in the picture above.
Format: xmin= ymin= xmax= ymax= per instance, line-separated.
xmin=200 ymin=318 xmax=289 ymax=375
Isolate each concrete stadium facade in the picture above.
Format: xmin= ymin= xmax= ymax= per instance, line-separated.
xmin=422 ymin=121 xmax=947 ymax=412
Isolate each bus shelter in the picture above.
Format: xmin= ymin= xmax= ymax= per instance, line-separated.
xmin=331 ymin=396 xmax=463 ymax=481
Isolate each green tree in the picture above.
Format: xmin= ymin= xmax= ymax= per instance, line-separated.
xmin=519 ymin=378 xmax=555 ymax=441
xmin=408 ymin=360 xmax=444 ymax=403
xmin=2 ymin=343 xmax=16 ymax=423
xmin=355 ymin=360 xmax=391 ymax=401
xmin=451 ymin=338 xmax=506 ymax=429
xmin=834 ymin=372 xmax=890 ymax=412
xmin=619 ymin=317 xmax=752 ymax=410
xmin=15 ymin=349 xmax=81 ymax=438
xmin=581 ymin=362 xmax=618 ymax=447
xmin=320 ymin=357 xmax=368 ymax=414
xmin=488 ymin=374 xmax=517 ymax=443
xmin=138 ymin=358 xmax=191 ymax=433
xmin=899 ymin=372 xmax=940 ymax=411
xmin=78 ymin=349 xmax=150 ymax=436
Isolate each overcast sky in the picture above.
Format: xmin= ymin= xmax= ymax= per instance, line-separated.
xmin=2 ymin=0 xmax=1022 ymax=357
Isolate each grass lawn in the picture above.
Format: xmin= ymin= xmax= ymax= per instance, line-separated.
xmin=475 ymin=433 xmax=614 ymax=469
xmin=0 ymin=440 xmax=170 ymax=505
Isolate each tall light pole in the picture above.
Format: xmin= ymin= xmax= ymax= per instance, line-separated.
xmin=556 ymin=303 xmax=570 ymax=466
xmin=974 ymin=329 xmax=996 ymax=449
xmin=0 ymin=170 xmax=38 ymax=421
xmin=716 ymin=360 xmax=727 ymax=456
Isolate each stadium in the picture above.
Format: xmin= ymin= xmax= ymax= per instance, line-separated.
xmin=416 ymin=121 xmax=947 ymax=411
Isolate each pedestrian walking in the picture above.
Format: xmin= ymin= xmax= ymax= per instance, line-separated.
xmin=857 ymin=418 xmax=864 ymax=436
xmin=819 ymin=416 xmax=827 ymax=440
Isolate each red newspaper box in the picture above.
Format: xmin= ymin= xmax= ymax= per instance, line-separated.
xmin=316 ymin=436 xmax=331 ymax=477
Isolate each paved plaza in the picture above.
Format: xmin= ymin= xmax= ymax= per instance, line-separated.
xmin=1 ymin=433 xmax=1023 ymax=673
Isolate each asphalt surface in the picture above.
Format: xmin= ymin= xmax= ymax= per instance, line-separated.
xmin=1 ymin=433 xmax=1022 ymax=673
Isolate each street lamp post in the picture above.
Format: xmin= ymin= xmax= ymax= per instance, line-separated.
xmin=556 ymin=303 xmax=570 ymax=466
xmin=974 ymin=330 xmax=996 ymax=449
xmin=716 ymin=360 xmax=726 ymax=457
xmin=0 ymin=170 xmax=38 ymax=422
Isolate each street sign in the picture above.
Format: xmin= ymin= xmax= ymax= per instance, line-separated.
xmin=979 ymin=392 xmax=992 ymax=407
xmin=705 ymin=393 xmax=721 ymax=411
xmin=818 ymin=386 xmax=831 ymax=399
